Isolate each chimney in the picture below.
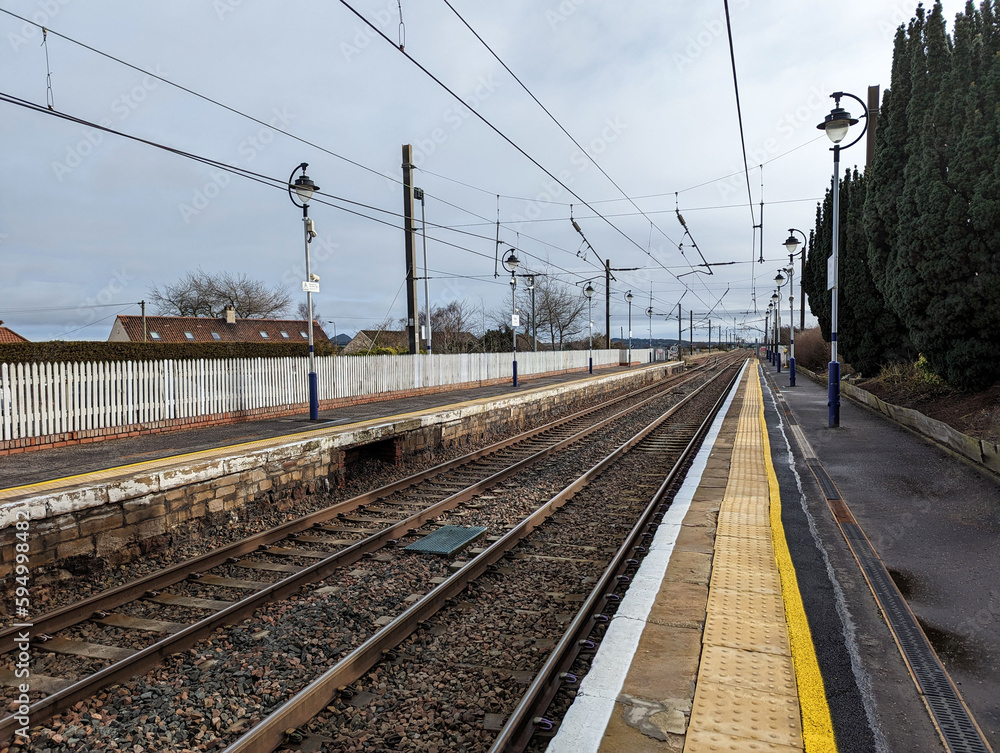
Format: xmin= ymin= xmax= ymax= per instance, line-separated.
xmin=224 ymin=306 xmax=236 ymax=324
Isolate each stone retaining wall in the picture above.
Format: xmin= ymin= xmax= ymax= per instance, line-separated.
xmin=798 ymin=366 xmax=1000 ymax=476
xmin=0 ymin=363 xmax=682 ymax=580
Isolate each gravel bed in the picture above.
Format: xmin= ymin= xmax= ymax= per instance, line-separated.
xmin=3 ymin=370 xmax=728 ymax=752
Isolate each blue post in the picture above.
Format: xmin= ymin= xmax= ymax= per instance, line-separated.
xmin=308 ymin=370 xmax=319 ymax=420
xmin=513 ymin=359 xmax=518 ymax=387
xmin=776 ymin=349 xmax=782 ymax=373
xmin=828 ymin=361 xmax=840 ymax=427
xmin=589 ymin=356 xmax=593 ymax=375
xmin=789 ymin=357 xmax=796 ymax=387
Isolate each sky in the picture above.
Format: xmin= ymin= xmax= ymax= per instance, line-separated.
xmin=0 ymin=0 xmax=971 ymax=345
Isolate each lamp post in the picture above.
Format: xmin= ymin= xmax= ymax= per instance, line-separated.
xmin=764 ymin=303 xmax=774 ymax=363
xmin=625 ymin=290 xmax=633 ymax=367
xmin=775 ymin=272 xmax=787 ymax=375
xmin=817 ymin=92 xmax=868 ymax=427
xmin=783 ymin=229 xmax=807 ymax=386
xmin=771 ymin=291 xmax=781 ymax=373
xmin=584 ymin=282 xmax=595 ymax=374
xmin=413 ymin=187 xmax=431 ymax=354
xmin=288 ymin=162 xmax=321 ymax=420
xmin=503 ymin=249 xmax=519 ymax=386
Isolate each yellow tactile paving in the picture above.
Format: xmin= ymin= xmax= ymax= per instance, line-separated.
xmin=684 ymin=369 xmax=810 ymax=753
xmin=698 ymin=645 xmax=797 ymax=696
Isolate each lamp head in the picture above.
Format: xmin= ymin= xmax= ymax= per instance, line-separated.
xmin=817 ymin=102 xmax=858 ymax=144
xmin=775 ymin=271 xmax=786 ymax=286
xmin=291 ymin=166 xmax=320 ymax=205
xmin=783 ymin=232 xmax=800 ymax=254
xmin=625 ymin=290 xmax=633 ymax=303
xmin=503 ymin=249 xmax=520 ymax=273
xmin=584 ymin=283 xmax=594 ymax=299
xmin=646 ymin=307 xmax=653 ymax=317
xmin=771 ymin=292 xmax=779 ymax=304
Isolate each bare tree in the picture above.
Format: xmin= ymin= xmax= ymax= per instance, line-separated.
xmin=149 ymin=269 xmax=290 ymax=319
xmin=521 ymin=275 xmax=586 ymax=350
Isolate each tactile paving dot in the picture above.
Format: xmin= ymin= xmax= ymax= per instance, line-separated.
xmin=717 ymin=508 xmax=770 ymax=528
xmin=688 ymin=680 xmax=802 ymax=748
xmin=706 ymin=587 xmax=787 ymax=625
xmin=703 ymin=613 xmax=790 ymax=655
xmin=716 ymin=520 xmax=770 ymax=540
xmin=709 ymin=559 xmax=781 ymax=595
xmin=697 ymin=644 xmax=797 ymax=697
xmin=712 ymin=536 xmax=776 ymax=568
xmin=684 ymin=728 xmax=803 ymax=752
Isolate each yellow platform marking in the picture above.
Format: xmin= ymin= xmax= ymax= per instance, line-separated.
xmin=1 ymin=366 xmax=645 ymax=499
xmin=685 ymin=367 xmax=831 ymax=752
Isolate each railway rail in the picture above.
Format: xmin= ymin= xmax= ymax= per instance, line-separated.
xmin=2 ymin=353 xmax=744 ymax=750
xmin=222 ymin=357 xmax=745 ymax=753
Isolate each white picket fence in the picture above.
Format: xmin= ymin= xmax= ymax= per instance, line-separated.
xmin=0 ymin=349 xmax=651 ymax=442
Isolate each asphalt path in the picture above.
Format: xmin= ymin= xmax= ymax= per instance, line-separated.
xmin=763 ymin=362 xmax=1000 ymax=751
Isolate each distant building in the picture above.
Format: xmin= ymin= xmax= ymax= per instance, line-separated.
xmin=342 ymin=330 xmax=419 ymax=355
xmin=108 ymin=307 xmax=330 ymax=344
xmin=0 ymin=321 xmax=29 ymax=344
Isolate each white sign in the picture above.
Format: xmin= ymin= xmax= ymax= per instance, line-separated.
xmin=302 ymin=281 xmax=320 ymax=293
xmin=827 ymin=256 xmax=836 ymax=290
xmin=511 ymin=314 xmax=520 ymax=327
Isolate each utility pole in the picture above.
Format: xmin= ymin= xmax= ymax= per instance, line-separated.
xmin=689 ymin=310 xmax=693 ymax=355
xmin=401 ymin=144 xmax=420 ymax=355
xmin=708 ymin=320 xmax=711 ymax=351
xmin=140 ymin=300 xmax=147 ymax=343
xmin=677 ymin=304 xmax=682 ymax=355
xmin=605 ymin=259 xmax=611 ymax=348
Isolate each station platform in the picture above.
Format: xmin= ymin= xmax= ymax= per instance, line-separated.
xmin=550 ymin=359 xmax=999 ymax=752
xmin=0 ymin=362 xmax=670 ymax=491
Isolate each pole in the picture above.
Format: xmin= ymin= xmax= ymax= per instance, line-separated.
xmin=530 ymin=277 xmax=537 ymax=352
xmin=141 ymin=300 xmax=146 ymax=343
xmin=511 ymin=276 xmax=518 ymax=387
xmin=588 ymin=295 xmax=593 ymax=374
xmin=627 ymin=297 xmax=632 ymax=367
xmin=708 ymin=319 xmax=711 ymax=351
xmin=800 ymin=243 xmax=806 ymax=331
xmin=775 ymin=296 xmax=782 ymax=373
xmin=689 ymin=310 xmax=692 ymax=356
xmin=677 ymin=304 xmax=681 ymax=360
xmin=401 ymin=144 xmax=419 ymax=355
xmin=830 ymin=144 xmax=841 ymax=426
xmin=418 ymin=189 xmax=431 ymax=354
xmin=303 ymin=202 xmax=318 ymax=420
xmin=789 ymin=270 xmax=796 ymax=387
xmin=604 ymin=259 xmax=611 ymax=350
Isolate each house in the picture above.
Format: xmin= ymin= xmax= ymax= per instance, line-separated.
xmin=342 ymin=330 xmax=420 ymax=355
xmin=108 ymin=308 xmax=330 ymax=344
xmin=0 ymin=321 xmax=29 ymax=344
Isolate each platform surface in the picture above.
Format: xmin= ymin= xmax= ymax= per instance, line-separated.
xmin=551 ymin=359 xmax=1000 ymax=752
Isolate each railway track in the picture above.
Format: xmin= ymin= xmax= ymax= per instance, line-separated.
xmin=1 ymin=354 xmax=744 ymax=749
xmin=222 ymin=358 xmax=744 ymax=753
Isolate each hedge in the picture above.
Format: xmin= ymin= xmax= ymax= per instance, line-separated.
xmin=0 ymin=340 xmax=338 ymax=365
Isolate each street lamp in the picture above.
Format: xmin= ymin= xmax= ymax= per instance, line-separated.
xmin=774 ymin=273 xmax=786 ymax=373
xmin=584 ymin=282 xmax=595 ymax=374
xmin=765 ymin=303 xmax=772 ymax=362
xmin=625 ymin=290 xmax=633 ymax=367
xmin=289 ymin=162 xmax=321 ymax=420
xmin=503 ymin=249 xmax=520 ymax=387
xmin=817 ymin=92 xmax=868 ymax=427
xmin=783 ymin=229 xmax=807 ymax=387
xmin=767 ymin=302 xmax=774 ymax=363
xmin=771 ymin=291 xmax=781 ymax=373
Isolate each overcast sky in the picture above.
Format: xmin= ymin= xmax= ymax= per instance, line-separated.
xmin=0 ymin=0 xmax=969 ymax=344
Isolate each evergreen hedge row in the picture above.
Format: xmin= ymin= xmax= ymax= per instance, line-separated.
xmin=0 ymin=340 xmax=337 ymax=365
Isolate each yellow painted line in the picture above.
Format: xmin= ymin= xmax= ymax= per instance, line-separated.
xmin=756 ymin=369 xmax=838 ymax=752
xmin=0 ymin=365 xmax=654 ymax=498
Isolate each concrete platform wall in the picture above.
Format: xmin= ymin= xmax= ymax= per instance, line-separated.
xmin=0 ymin=363 xmax=682 ymax=581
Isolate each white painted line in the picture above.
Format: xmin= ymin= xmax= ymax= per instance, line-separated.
xmin=546 ymin=360 xmax=748 ymax=753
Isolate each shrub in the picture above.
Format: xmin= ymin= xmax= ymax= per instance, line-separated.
xmin=793 ymin=327 xmax=829 ymax=372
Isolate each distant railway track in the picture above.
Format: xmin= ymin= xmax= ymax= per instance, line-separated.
xmin=1 ymin=354 xmax=744 ymax=749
